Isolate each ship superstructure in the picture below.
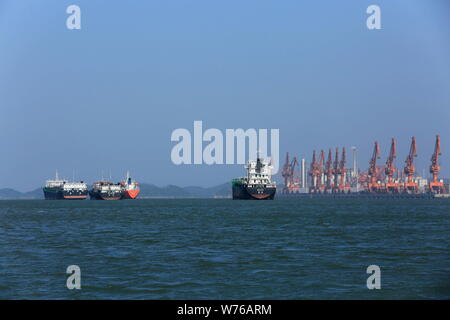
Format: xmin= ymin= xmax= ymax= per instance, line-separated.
xmin=61 ymin=181 xmax=88 ymax=199
xmin=232 ymin=155 xmax=276 ymax=200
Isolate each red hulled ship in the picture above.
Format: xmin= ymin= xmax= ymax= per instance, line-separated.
xmin=120 ymin=171 xmax=140 ymax=199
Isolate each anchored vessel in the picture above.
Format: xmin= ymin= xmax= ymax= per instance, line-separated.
xmin=120 ymin=171 xmax=140 ymax=199
xmin=232 ymin=156 xmax=276 ymax=200
xmin=89 ymin=181 xmax=123 ymax=200
xmin=43 ymin=172 xmax=88 ymax=200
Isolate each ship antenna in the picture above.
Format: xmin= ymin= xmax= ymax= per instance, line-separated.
xmin=56 ymin=170 xmax=59 ymax=180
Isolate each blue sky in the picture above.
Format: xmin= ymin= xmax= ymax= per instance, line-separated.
xmin=0 ymin=0 xmax=449 ymax=190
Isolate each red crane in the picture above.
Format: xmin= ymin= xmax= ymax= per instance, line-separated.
xmin=384 ymin=138 xmax=399 ymax=193
xmin=281 ymin=152 xmax=291 ymax=193
xmin=338 ymin=147 xmax=350 ymax=193
xmin=309 ymin=150 xmax=324 ymax=193
xmin=324 ymin=149 xmax=334 ymax=193
xmin=429 ymin=135 xmax=444 ymax=194
xmin=309 ymin=151 xmax=318 ymax=193
xmin=332 ymin=148 xmax=340 ymax=193
xmin=367 ymin=141 xmax=381 ymax=193
xmin=281 ymin=152 xmax=300 ymax=194
xmin=403 ymin=137 xmax=418 ymax=193
xmin=317 ymin=150 xmax=325 ymax=193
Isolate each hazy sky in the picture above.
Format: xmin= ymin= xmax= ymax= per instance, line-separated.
xmin=1 ymin=0 xmax=449 ymax=191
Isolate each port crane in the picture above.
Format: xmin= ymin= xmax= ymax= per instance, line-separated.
xmin=309 ymin=151 xmax=318 ymax=193
xmin=281 ymin=152 xmax=300 ymax=193
xmin=367 ymin=141 xmax=381 ymax=193
xmin=281 ymin=152 xmax=291 ymax=193
xmin=403 ymin=136 xmax=418 ymax=193
xmin=324 ymin=149 xmax=334 ymax=193
xmin=384 ymin=138 xmax=399 ymax=193
xmin=318 ymin=150 xmax=325 ymax=193
xmin=309 ymin=150 xmax=325 ymax=193
xmin=332 ymin=148 xmax=340 ymax=193
xmin=338 ymin=147 xmax=350 ymax=193
xmin=429 ymin=135 xmax=444 ymax=194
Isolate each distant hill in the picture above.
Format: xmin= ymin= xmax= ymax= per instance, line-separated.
xmin=0 ymin=183 xmax=232 ymax=200
xmin=0 ymin=188 xmax=43 ymax=200
xmin=139 ymin=182 xmax=231 ymax=198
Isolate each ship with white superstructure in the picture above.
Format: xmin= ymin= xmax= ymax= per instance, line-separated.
xmin=232 ymin=155 xmax=277 ymax=200
xmin=43 ymin=171 xmax=88 ymax=200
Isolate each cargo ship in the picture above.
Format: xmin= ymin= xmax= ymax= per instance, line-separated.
xmin=232 ymin=156 xmax=276 ymax=200
xmin=89 ymin=181 xmax=123 ymax=200
xmin=43 ymin=172 xmax=88 ymax=200
xmin=120 ymin=171 xmax=140 ymax=199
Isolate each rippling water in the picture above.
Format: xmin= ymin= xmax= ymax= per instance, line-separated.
xmin=0 ymin=198 xmax=449 ymax=299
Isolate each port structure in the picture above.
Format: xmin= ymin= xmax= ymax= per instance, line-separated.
xmin=429 ymin=135 xmax=444 ymax=194
xmin=367 ymin=141 xmax=382 ymax=193
xmin=324 ymin=149 xmax=334 ymax=193
xmin=281 ymin=152 xmax=301 ymax=194
xmin=403 ymin=136 xmax=418 ymax=193
xmin=332 ymin=148 xmax=340 ymax=193
xmin=337 ymin=147 xmax=350 ymax=193
xmin=299 ymin=135 xmax=447 ymax=196
xmin=384 ymin=138 xmax=399 ymax=193
xmin=309 ymin=150 xmax=325 ymax=193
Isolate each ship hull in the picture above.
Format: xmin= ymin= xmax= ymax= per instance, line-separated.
xmin=232 ymin=184 xmax=276 ymax=200
xmin=62 ymin=189 xmax=88 ymax=200
xmin=89 ymin=190 xmax=122 ymax=200
xmin=121 ymin=189 xmax=140 ymax=199
xmin=44 ymin=187 xmax=87 ymax=200
xmin=43 ymin=187 xmax=63 ymax=200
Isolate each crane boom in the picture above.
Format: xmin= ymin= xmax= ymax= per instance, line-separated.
xmin=325 ymin=149 xmax=333 ymax=193
xmin=384 ymin=138 xmax=399 ymax=193
xmin=368 ymin=141 xmax=381 ymax=192
xmin=338 ymin=147 xmax=349 ymax=192
xmin=429 ymin=135 xmax=444 ymax=193
xmin=403 ymin=137 xmax=418 ymax=193
xmin=332 ymin=147 xmax=339 ymax=192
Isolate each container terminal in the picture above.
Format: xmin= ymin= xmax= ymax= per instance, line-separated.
xmin=280 ymin=135 xmax=450 ymax=198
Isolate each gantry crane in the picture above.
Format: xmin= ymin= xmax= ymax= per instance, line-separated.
xmin=282 ymin=152 xmax=291 ymax=193
xmin=338 ymin=147 xmax=350 ymax=193
xmin=317 ymin=150 xmax=325 ymax=193
xmin=309 ymin=151 xmax=319 ymax=193
xmin=403 ymin=136 xmax=418 ymax=193
xmin=281 ymin=152 xmax=301 ymax=194
xmin=367 ymin=141 xmax=381 ymax=193
xmin=384 ymin=138 xmax=399 ymax=193
xmin=429 ymin=135 xmax=444 ymax=194
xmin=332 ymin=148 xmax=340 ymax=193
xmin=324 ymin=149 xmax=334 ymax=193
xmin=309 ymin=150 xmax=325 ymax=193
